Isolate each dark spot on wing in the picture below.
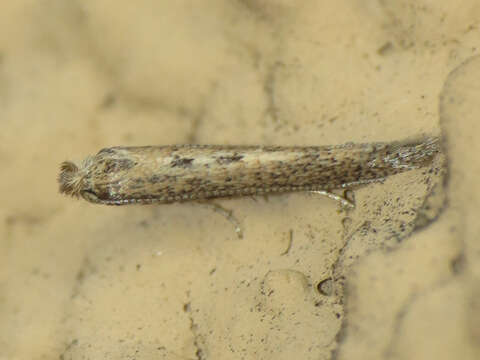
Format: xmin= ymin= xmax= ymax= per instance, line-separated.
xmin=171 ymin=157 xmax=194 ymax=168
xmin=149 ymin=175 xmax=163 ymax=183
xmin=97 ymin=148 xmax=117 ymax=155
xmin=216 ymin=154 xmax=244 ymax=165
xmin=148 ymin=174 xmax=178 ymax=184
xmin=103 ymin=159 xmax=136 ymax=173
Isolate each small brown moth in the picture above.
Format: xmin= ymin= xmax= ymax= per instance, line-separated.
xmin=58 ymin=136 xmax=440 ymax=206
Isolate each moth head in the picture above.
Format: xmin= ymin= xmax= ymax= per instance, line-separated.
xmin=58 ymin=157 xmax=95 ymax=200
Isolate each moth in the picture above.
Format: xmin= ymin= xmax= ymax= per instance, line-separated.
xmin=59 ymin=137 xmax=440 ymax=206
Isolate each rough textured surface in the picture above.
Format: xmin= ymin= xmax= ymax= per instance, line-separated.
xmin=0 ymin=1 xmax=478 ymax=360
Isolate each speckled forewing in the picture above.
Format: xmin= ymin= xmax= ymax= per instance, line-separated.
xmin=72 ymin=137 xmax=439 ymax=205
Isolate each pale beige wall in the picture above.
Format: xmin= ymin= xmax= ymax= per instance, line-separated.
xmin=0 ymin=1 xmax=479 ymax=359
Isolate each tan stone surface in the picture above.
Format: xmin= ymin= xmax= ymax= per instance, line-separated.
xmin=0 ymin=1 xmax=478 ymax=359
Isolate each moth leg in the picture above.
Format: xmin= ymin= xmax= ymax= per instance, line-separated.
xmin=198 ymin=201 xmax=243 ymax=239
xmin=309 ymin=190 xmax=355 ymax=209
xmin=339 ymin=177 xmax=386 ymax=189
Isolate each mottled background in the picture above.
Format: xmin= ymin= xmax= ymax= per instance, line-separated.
xmin=0 ymin=1 xmax=479 ymax=359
